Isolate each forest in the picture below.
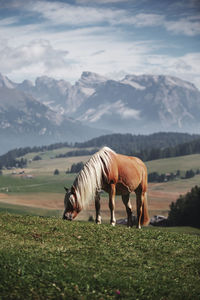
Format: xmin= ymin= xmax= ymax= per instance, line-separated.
xmin=1 ymin=132 xmax=200 ymax=169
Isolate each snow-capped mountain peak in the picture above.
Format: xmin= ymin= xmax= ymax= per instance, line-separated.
xmin=78 ymin=71 xmax=108 ymax=87
xmin=0 ymin=73 xmax=16 ymax=89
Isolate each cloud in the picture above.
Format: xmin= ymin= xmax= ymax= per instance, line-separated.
xmin=117 ymin=13 xmax=164 ymax=27
xmin=30 ymin=1 xmax=124 ymax=26
xmin=80 ymin=100 xmax=140 ymax=123
xmin=76 ymin=0 xmax=129 ymax=3
xmin=164 ymin=16 xmax=200 ymax=36
xmin=2 ymin=1 xmax=200 ymax=38
xmin=0 ymin=16 xmax=19 ymax=26
xmin=0 ymin=0 xmax=27 ymax=9
xmin=91 ymin=50 xmax=106 ymax=56
xmin=27 ymin=1 xmax=200 ymax=37
xmin=140 ymin=52 xmax=200 ymax=89
xmin=115 ymin=101 xmax=140 ymax=119
xmin=0 ymin=0 xmax=199 ymax=89
xmin=0 ymin=39 xmax=71 ymax=80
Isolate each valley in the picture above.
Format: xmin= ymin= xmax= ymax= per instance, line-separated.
xmin=1 ymin=147 xmax=200 ymax=221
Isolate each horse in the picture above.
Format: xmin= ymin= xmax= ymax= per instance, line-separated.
xmin=63 ymin=146 xmax=149 ymax=228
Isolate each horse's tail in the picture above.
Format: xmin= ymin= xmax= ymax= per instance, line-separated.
xmin=141 ymin=192 xmax=150 ymax=226
xmin=140 ymin=164 xmax=149 ymax=226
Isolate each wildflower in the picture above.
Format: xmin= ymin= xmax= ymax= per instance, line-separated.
xmin=116 ymin=289 xmax=121 ymax=295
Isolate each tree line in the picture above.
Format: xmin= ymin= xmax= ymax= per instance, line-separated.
xmin=148 ymin=168 xmax=200 ymax=183
xmin=75 ymin=132 xmax=200 ymax=154
xmin=55 ymin=148 xmax=99 ymax=159
xmin=0 ymin=142 xmax=71 ymax=169
xmin=1 ymin=132 xmax=200 ymax=169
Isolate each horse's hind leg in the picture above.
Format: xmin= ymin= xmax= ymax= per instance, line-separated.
xmin=122 ymin=194 xmax=133 ymax=227
xmin=109 ymin=183 xmax=116 ymax=226
xmin=135 ymin=186 xmax=143 ymax=229
xmin=95 ymin=192 xmax=101 ymax=224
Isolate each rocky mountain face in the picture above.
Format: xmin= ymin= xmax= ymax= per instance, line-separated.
xmin=16 ymin=71 xmax=200 ymax=133
xmin=0 ymin=71 xmax=200 ymax=153
xmin=73 ymin=73 xmax=200 ymax=133
xmin=0 ymin=73 xmax=107 ymax=154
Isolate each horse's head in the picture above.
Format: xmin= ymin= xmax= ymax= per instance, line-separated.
xmin=63 ymin=186 xmax=81 ymax=221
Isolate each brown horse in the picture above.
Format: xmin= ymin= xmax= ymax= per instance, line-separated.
xmin=63 ymin=147 xmax=149 ymax=228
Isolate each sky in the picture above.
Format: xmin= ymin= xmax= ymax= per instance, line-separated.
xmin=0 ymin=0 xmax=200 ymax=88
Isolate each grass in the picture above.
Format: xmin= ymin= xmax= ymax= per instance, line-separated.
xmin=0 ymin=202 xmax=61 ymax=217
xmin=0 ymin=213 xmax=200 ymax=300
xmin=0 ymin=174 xmax=74 ymax=194
xmin=146 ymin=153 xmax=200 ymax=174
xmin=20 ymin=147 xmax=76 ymax=161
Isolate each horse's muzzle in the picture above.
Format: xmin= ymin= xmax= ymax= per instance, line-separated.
xmin=62 ymin=212 xmax=72 ymax=221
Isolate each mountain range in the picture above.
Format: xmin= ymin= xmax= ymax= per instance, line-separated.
xmin=0 ymin=71 xmax=200 ymax=154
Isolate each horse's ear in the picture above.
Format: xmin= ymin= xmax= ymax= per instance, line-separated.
xmin=64 ymin=187 xmax=69 ymax=192
xmin=71 ymin=185 xmax=76 ymax=193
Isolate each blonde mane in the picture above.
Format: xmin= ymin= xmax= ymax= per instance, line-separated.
xmin=73 ymin=147 xmax=115 ymax=209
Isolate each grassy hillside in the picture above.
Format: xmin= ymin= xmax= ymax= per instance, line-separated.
xmin=146 ymin=153 xmax=200 ymax=174
xmin=1 ymin=151 xmax=200 ymax=218
xmin=0 ymin=214 xmax=200 ymax=300
xmin=14 ymin=149 xmax=200 ymax=177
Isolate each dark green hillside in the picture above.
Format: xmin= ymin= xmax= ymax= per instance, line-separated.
xmin=75 ymin=132 xmax=200 ymax=160
xmin=1 ymin=132 xmax=199 ymax=169
xmin=0 ymin=214 xmax=200 ymax=300
xmin=76 ymin=132 xmax=200 ymax=152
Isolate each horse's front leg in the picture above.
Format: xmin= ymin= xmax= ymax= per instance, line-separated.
xmin=95 ymin=191 xmax=101 ymax=224
xmin=109 ymin=183 xmax=116 ymax=226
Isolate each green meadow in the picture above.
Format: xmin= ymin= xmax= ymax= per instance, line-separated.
xmin=0 ymin=214 xmax=200 ymax=300
xmin=146 ymin=153 xmax=200 ymax=175
xmin=1 ymin=150 xmax=200 ymax=218
xmin=1 ymin=149 xmax=200 ymax=299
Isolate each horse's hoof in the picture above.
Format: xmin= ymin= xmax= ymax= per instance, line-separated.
xmin=96 ymin=216 xmax=101 ymax=224
xmin=110 ymin=222 xmax=116 ymax=226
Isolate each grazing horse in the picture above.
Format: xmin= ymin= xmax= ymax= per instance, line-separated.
xmin=63 ymin=147 xmax=149 ymax=228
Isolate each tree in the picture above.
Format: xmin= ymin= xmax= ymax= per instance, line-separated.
xmin=54 ymin=169 xmax=59 ymax=175
xmin=33 ymin=155 xmax=42 ymax=161
xmin=168 ymin=186 xmax=200 ymax=228
xmin=66 ymin=162 xmax=84 ymax=174
xmin=185 ymin=169 xmax=195 ymax=179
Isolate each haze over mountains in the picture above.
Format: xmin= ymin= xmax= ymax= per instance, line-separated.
xmin=0 ymin=71 xmax=200 ymax=154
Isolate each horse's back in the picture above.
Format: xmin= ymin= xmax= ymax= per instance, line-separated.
xmin=106 ymin=152 xmax=147 ymax=194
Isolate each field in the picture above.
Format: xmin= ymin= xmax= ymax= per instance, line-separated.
xmin=1 ymin=149 xmax=200 ymax=220
xmin=0 ymin=214 xmax=200 ymax=300
xmin=1 ymin=149 xmax=200 ymax=299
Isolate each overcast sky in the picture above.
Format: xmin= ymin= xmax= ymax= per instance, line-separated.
xmin=0 ymin=0 xmax=200 ymax=88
